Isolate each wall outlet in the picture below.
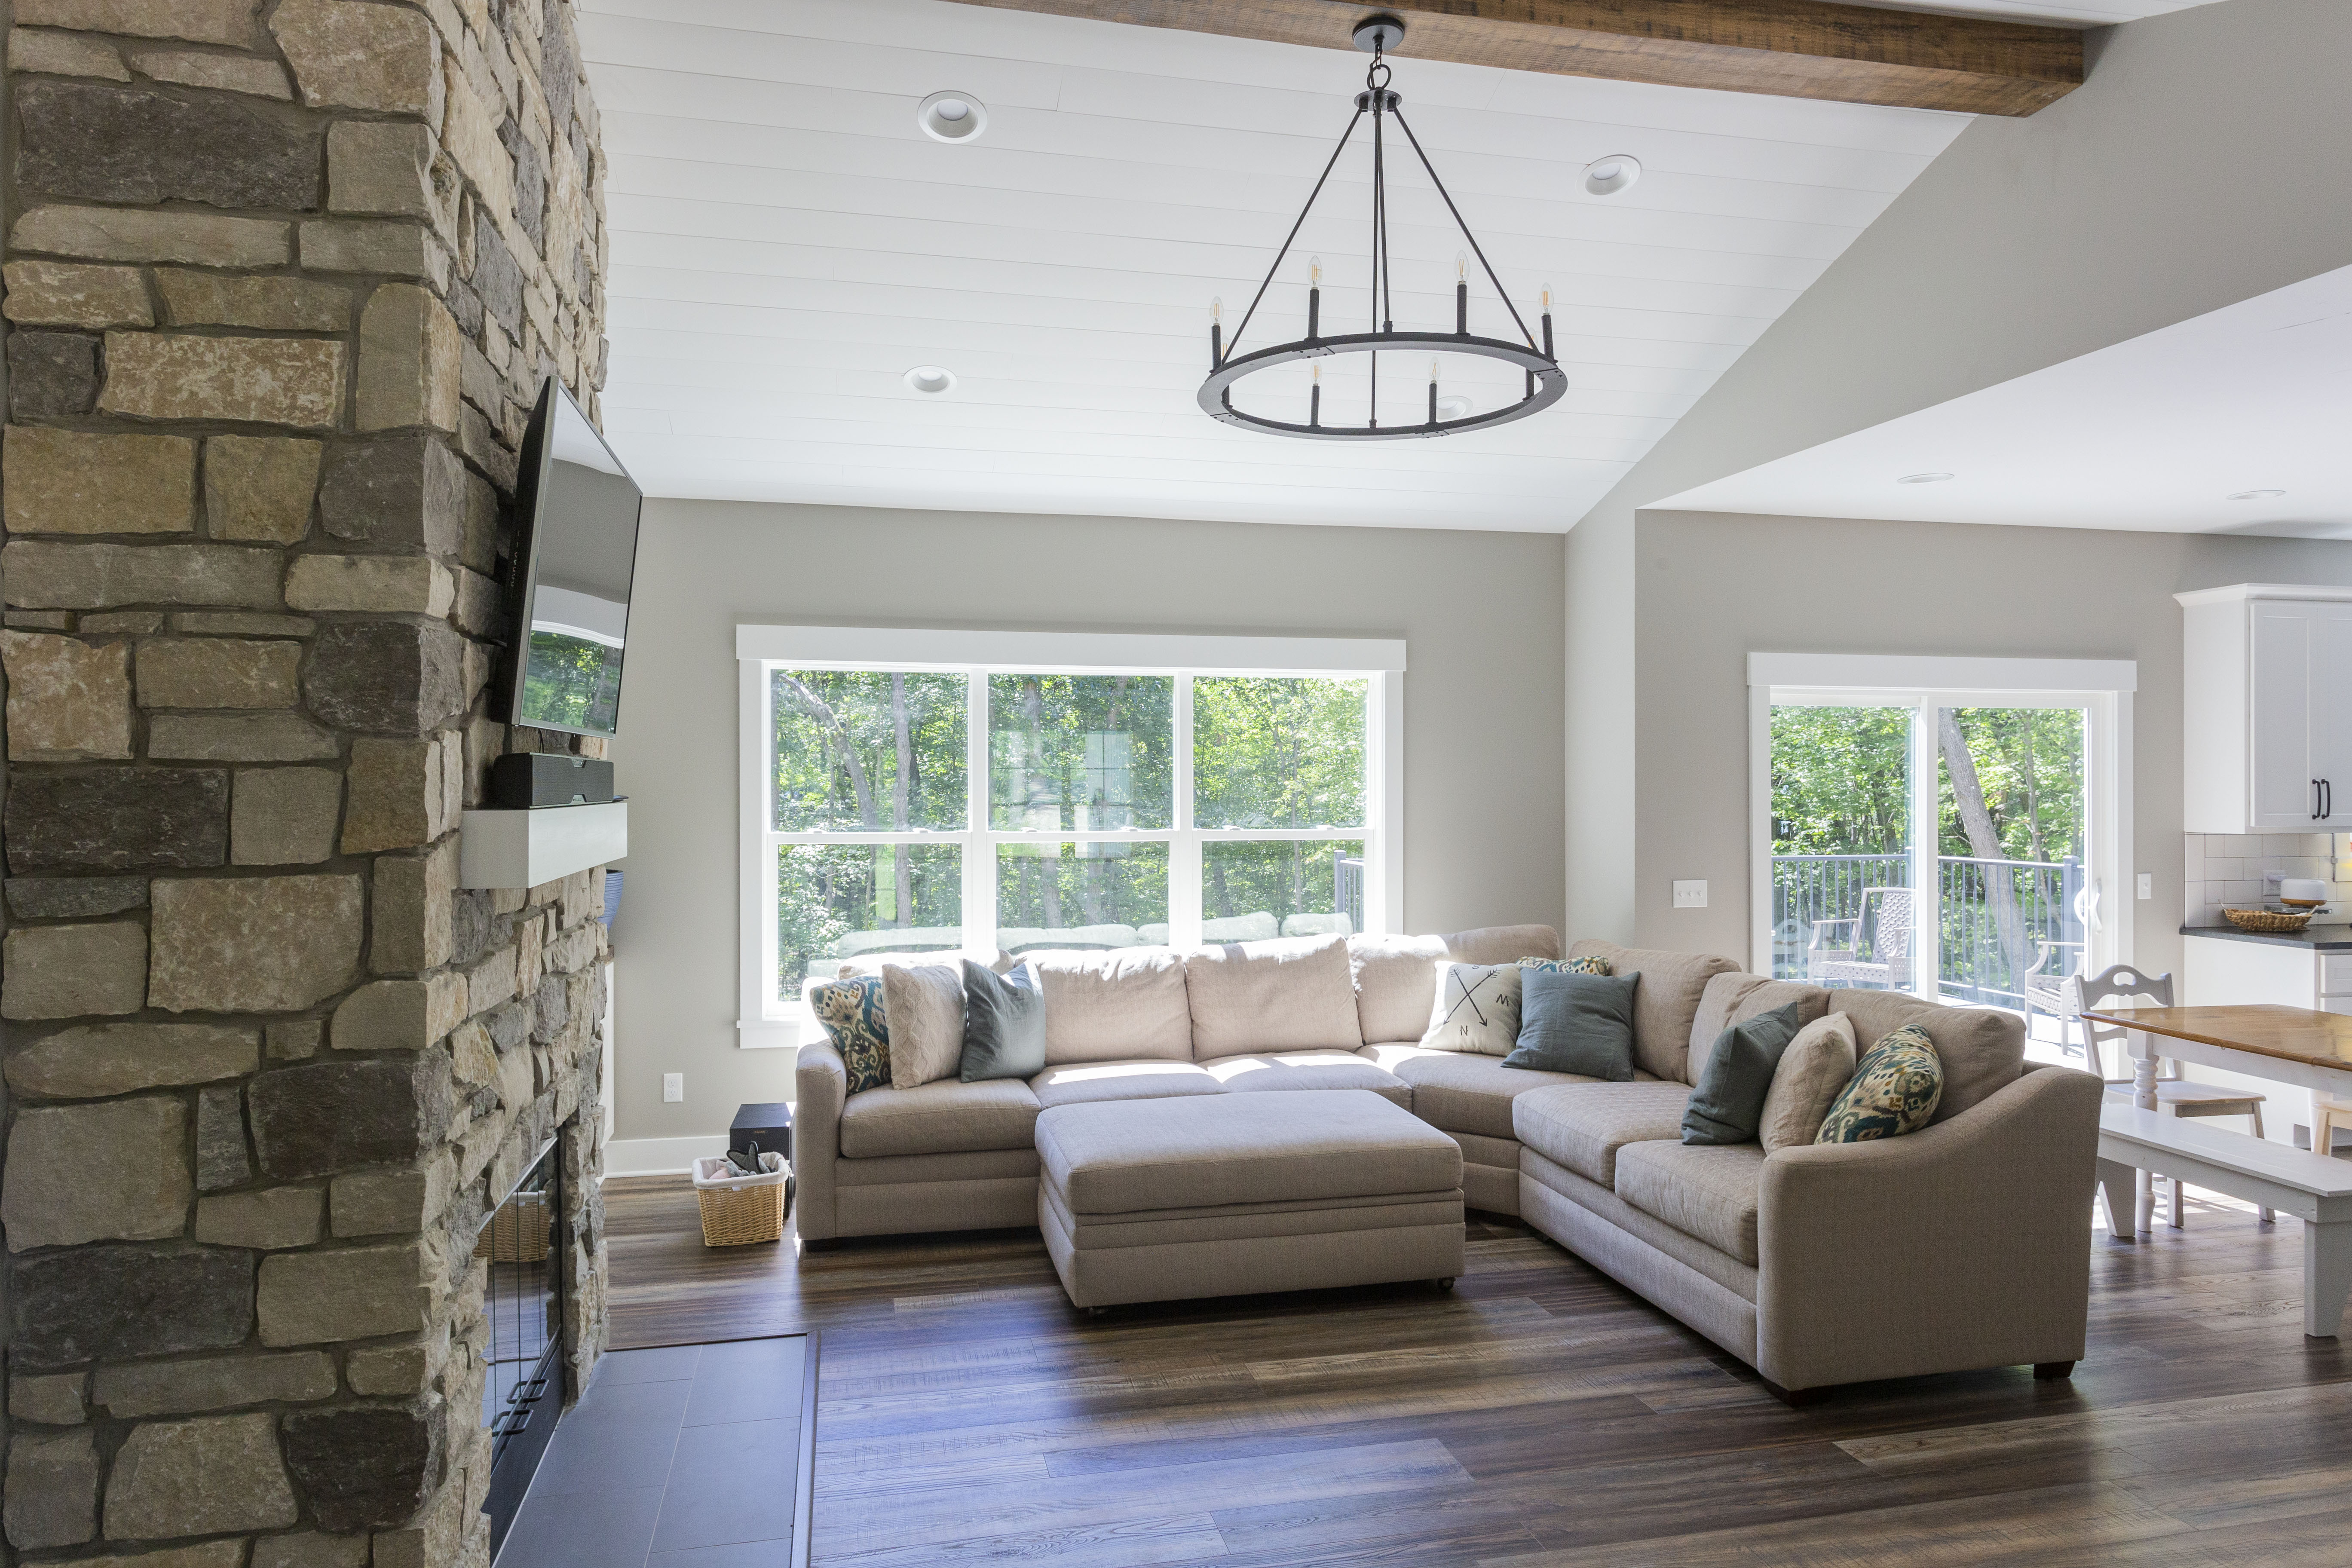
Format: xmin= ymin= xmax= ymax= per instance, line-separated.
xmin=1672 ymin=880 xmax=1708 ymax=909
xmin=662 ymin=1073 xmax=683 ymax=1103
xmin=2137 ymin=873 xmax=2153 ymax=900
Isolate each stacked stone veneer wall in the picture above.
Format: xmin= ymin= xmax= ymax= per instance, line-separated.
xmin=0 ymin=3 xmax=612 ymax=1567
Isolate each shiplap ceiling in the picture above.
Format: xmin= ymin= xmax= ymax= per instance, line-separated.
xmin=576 ymin=0 xmax=2200 ymax=532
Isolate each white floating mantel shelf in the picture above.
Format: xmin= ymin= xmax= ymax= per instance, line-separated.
xmin=458 ymin=801 xmax=627 ymax=890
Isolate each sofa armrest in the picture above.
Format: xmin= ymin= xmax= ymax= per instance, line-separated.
xmin=793 ymin=1039 xmax=847 ymax=1242
xmin=1755 ymin=1063 xmax=2104 ymax=1390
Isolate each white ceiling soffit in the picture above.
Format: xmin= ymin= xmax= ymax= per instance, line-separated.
xmin=1649 ymin=263 xmax=2352 ymax=537
xmin=573 ymin=0 xmax=2160 ymax=532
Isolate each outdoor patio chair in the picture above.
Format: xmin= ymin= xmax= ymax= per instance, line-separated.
xmin=2022 ymin=938 xmax=2086 ymax=1052
xmin=1807 ymin=886 xmax=1914 ymax=991
xmin=2069 ymin=964 xmax=2272 ymax=1228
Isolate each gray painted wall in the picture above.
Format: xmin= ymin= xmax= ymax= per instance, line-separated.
xmin=608 ymin=499 xmax=1565 ymax=1143
xmin=1631 ymin=511 xmax=2352 ymax=979
xmin=1567 ymin=0 xmax=2352 ymax=945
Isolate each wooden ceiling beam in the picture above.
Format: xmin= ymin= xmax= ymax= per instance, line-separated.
xmin=935 ymin=0 xmax=2085 ymax=116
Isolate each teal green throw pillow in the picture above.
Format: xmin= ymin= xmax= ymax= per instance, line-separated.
xmin=960 ymin=959 xmax=1045 ymax=1083
xmin=1682 ymin=1001 xmax=1805 ymax=1145
xmin=1503 ymin=969 xmax=1638 ymax=1080
xmin=809 ymin=974 xmax=890 ymax=1095
xmin=1816 ymin=1023 xmax=1944 ymax=1143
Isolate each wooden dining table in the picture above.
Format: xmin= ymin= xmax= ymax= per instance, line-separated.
xmin=2079 ymin=1002 xmax=2352 ymax=1232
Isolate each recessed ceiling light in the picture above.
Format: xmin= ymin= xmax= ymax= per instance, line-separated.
xmin=1436 ymin=394 xmax=1474 ymax=420
xmin=1897 ymin=472 xmax=1955 ymax=484
xmin=903 ymin=365 xmax=956 ymax=395
xmin=2230 ymin=489 xmax=2288 ymax=500
xmin=1583 ymin=155 xmax=1642 ymax=197
xmin=917 ymin=91 xmax=987 ymax=143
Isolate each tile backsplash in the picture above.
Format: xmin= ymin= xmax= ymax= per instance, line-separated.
xmin=2184 ymin=832 xmax=2352 ymax=926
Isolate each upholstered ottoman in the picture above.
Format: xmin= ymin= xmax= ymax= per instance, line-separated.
xmin=1034 ymin=1089 xmax=1466 ymax=1309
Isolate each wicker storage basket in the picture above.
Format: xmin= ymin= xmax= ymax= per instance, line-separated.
xmin=2222 ymin=907 xmax=2314 ymax=934
xmin=474 ymin=1192 xmax=552 ymax=1263
xmin=691 ymin=1153 xmax=790 ymax=1246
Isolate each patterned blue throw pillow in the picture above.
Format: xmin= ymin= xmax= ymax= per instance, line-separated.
xmin=810 ymin=975 xmax=890 ymax=1095
xmin=1519 ymin=956 xmax=1612 ymax=976
xmin=1815 ymin=1023 xmax=1942 ymax=1143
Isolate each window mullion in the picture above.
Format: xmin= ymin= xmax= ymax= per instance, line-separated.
xmin=1172 ymin=671 xmax=1203 ymax=947
xmin=965 ymin=667 xmax=992 ymax=953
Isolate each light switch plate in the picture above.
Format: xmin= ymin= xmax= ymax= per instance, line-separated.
xmin=1672 ymin=880 xmax=1708 ymax=909
xmin=662 ymin=1072 xmax=684 ymax=1103
xmin=2137 ymin=873 xmax=2153 ymax=900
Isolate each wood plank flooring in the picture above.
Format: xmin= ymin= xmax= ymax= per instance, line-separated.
xmin=602 ymin=1183 xmax=2352 ymax=1566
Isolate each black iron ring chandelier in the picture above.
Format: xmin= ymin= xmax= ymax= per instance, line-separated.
xmin=1199 ymin=14 xmax=1565 ymax=441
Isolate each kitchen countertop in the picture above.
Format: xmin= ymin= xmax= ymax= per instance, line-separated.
xmin=2181 ymin=923 xmax=2352 ymax=951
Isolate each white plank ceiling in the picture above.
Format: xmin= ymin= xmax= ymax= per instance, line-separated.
xmin=576 ymin=0 xmax=2199 ymax=532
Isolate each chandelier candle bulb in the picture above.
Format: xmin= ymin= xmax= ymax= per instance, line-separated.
xmin=1311 ymin=361 xmax=1321 ymax=428
xmin=1427 ymin=360 xmax=1439 ymax=425
xmin=1210 ymin=297 xmax=1222 ymax=367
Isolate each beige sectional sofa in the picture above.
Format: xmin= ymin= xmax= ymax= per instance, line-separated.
xmin=792 ymin=927 xmax=2104 ymax=1396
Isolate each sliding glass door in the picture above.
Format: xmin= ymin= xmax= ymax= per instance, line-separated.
xmin=1765 ymin=687 xmax=2110 ymax=1024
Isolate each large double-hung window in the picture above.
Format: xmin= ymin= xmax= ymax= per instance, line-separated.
xmin=736 ymin=627 xmax=1405 ymax=1038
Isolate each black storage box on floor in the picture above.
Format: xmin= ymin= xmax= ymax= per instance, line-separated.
xmin=730 ymin=1102 xmax=793 ymax=1165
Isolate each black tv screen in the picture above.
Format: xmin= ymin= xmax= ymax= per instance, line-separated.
xmin=495 ymin=379 xmax=642 ymax=738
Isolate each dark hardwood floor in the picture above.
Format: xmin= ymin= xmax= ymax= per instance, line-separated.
xmin=603 ymin=1180 xmax=2352 ymax=1566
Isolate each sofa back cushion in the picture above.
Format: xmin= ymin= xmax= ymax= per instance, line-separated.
xmin=1029 ymin=948 xmax=1193 ymax=1064
xmin=1828 ymin=989 xmax=2021 ymax=1123
xmin=1348 ymin=934 xmax=1451 ymax=1043
xmin=1446 ymin=924 xmax=1561 ymax=964
xmin=1185 ymin=935 xmax=1361 ymax=1058
xmin=1687 ymin=974 xmax=1831 ymax=1086
xmin=1344 ymin=925 xmax=1560 ymax=1044
xmin=1567 ymin=940 xmax=1741 ymax=1082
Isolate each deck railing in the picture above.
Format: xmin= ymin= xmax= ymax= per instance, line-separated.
xmin=1772 ymin=851 xmax=2086 ymax=1007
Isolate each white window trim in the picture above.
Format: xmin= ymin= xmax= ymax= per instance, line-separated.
xmin=1746 ymin=652 xmax=2135 ymax=994
xmin=738 ymin=626 xmax=1406 ymax=1045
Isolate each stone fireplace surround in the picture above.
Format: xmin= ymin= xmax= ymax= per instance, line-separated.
xmin=0 ymin=4 xmax=614 ymax=1568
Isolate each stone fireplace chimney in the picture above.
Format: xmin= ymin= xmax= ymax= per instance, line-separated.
xmin=1 ymin=4 xmax=613 ymax=1567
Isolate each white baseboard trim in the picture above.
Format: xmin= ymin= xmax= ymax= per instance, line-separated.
xmin=600 ymin=1134 xmax=729 ymax=1178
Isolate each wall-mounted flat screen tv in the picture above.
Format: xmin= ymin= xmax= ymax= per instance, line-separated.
xmin=494 ymin=379 xmax=643 ymax=738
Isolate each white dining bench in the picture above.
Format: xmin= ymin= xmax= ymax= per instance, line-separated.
xmin=2098 ymin=1101 xmax=2352 ymax=1337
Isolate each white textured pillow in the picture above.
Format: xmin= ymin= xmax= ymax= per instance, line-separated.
xmin=1420 ymin=960 xmax=1523 ymax=1055
xmin=1759 ymin=1013 xmax=1858 ymax=1152
xmin=880 ymin=962 xmax=965 ymax=1089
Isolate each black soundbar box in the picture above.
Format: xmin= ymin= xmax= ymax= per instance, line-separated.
xmin=490 ymin=753 xmax=615 ymax=809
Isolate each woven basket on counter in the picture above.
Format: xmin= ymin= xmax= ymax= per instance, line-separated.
xmin=691 ymin=1153 xmax=790 ymax=1246
xmin=2221 ymin=906 xmax=2315 ymax=934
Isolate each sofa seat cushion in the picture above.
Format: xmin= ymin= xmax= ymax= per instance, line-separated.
xmin=1030 ymin=1059 xmax=1225 ymax=1109
xmin=1030 ymin=947 xmax=1194 ymax=1065
xmin=1358 ymin=1043 xmax=1597 ymax=1139
xmin=1512 ymin=1081 xmax=1693 ymax=1187
xmin=1611 ymin=1140 xmax=1767 ymax=1265
xmin=1566 ymin=941 xmax=1741 ymax=1083
xmin=1199 ymin=1050 xmax=1411 ymax=1105
xmin=1036 ymin=1089 xmax=1460 ymax=1216
xmin=837 ymin=1077 xmax=1041 ymax=1158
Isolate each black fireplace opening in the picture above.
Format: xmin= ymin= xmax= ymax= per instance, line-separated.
xmin=482 ymin=1139 xmax=565 ymax=1558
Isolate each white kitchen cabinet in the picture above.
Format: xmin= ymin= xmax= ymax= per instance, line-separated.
xmin=2179 ymin=584 xmax=2352 ymax=832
